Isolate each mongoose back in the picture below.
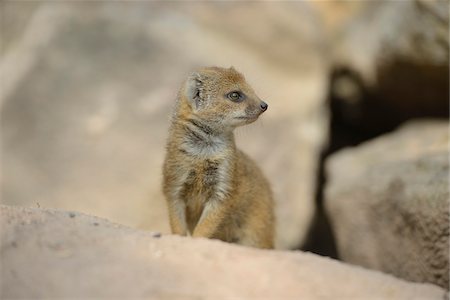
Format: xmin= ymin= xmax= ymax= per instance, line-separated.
xmin=163 ymin=66 xmax=274 ymax=249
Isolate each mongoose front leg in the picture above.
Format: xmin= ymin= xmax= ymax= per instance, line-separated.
xmin=192 ymin=200 xmax=227 ymax=238
xmin=167 ymin=198 xmax=188 ymax=236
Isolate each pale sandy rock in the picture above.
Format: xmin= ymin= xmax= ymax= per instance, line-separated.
xmin=1 ymin=1 xmax=328 ymax=249
xmin=1 ymin=204 xmax=446 ymax=299
xmin=327 ymin=0 xmax=448 ymax=135
xmin=325 ymin=120 xmax=449 ymax=289
xmin=331 ymin=0 xmax=448 ymax=83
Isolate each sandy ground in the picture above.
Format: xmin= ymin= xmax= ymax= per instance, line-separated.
xmin=1 ymin=204 xmax=446 ymax=299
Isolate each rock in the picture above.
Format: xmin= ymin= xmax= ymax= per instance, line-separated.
xmin=1 ymin=204 xmax=445 ymax=299
xmin=0 ymin=1 xmax=328 ymax=249
xmin=327 ymin=0 xmax=448 ymax=141
xmin=325 ymin=120 xmax=449 ymax=289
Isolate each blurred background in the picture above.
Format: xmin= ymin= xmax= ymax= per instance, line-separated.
xmin=1 ymin=0 xmax=448 ymax=288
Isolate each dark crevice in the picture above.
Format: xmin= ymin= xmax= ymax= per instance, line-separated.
xmin=301 ymin=148 xmax=338 ymax=258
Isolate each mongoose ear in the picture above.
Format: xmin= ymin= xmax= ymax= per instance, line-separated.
xmin=185 ymin=72 xmax=206 ymax=110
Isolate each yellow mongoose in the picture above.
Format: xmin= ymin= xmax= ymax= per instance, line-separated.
xmin=163 ymin=66 xmax=274 ymax=249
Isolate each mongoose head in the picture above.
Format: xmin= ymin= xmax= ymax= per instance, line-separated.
xmin=181 ymin=66 xmax=268 ymax=131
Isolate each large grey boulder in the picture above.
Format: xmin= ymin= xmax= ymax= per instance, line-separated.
xmin=1 ymin=1 xmax=328 ymax=249
xmin=1 ymin=204 xmax=446 ymax=299
xmin=325 ymin=120 xmax=449 ymax=289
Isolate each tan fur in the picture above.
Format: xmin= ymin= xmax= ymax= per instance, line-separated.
xmin=162 ymin=66 xmax=274 ymax=249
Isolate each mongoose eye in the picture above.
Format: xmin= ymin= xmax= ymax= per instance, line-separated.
xmin=226 ymin=91 xmax=244 ymax=102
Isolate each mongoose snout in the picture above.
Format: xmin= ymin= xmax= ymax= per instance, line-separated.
xmin=163 ymin=66 xmax=275 ymax=249
xmin=260 ymin=101 xmax=268 ymax=111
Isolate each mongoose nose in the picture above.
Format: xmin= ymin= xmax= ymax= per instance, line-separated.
xmin=260 ymin=101 xmax=268 ymax=111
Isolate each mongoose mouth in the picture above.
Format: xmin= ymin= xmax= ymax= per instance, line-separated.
xmin=235 ymin=115 xmax=260 ymax=124
xmin=235 ymin=116 xmax=258 ymax=121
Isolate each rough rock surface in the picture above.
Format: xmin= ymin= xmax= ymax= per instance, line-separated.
xmin=1 ymin=204 xmax=446 ymax=299
xmin=1 ymin=1 xmax=328 ymax=249
xmin=325 ymin=120 xmax=449 ymax=289
xmin=327 ymin=0 xmax=448 ymax=139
